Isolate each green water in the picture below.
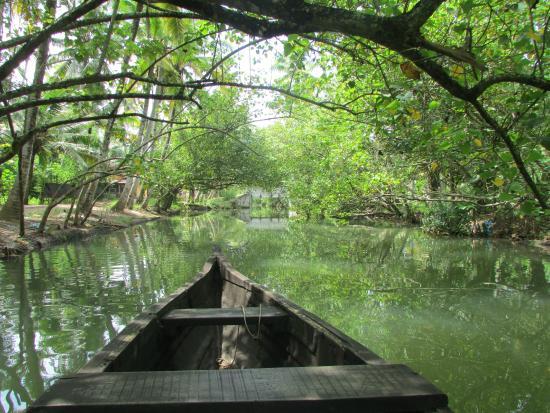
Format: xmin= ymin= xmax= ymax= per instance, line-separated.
xmin=0 ymin=213 xmax=548 ymax=412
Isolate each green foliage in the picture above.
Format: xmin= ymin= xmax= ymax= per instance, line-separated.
xmin=0 ymin=0 xmax=547 ymax=235
xmin=0 ymin=164 xmax=16 ymax=204
xmin=143 ymin=89 xmax=281 ymax=206
xmin=422 ymin=203 xmax=472 ymax=236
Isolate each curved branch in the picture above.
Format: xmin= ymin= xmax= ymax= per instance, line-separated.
xmin=0 ymin=112 xmax=188 ymax=165
xmin=471 ymin=100 xmax=547 ymax=210
xmin=0 ymin=72 xmax=187 ymax=101
xmin=419 ymin=38 xmax=486 ymax=69
xmin=198 ymin=80 xmax=357 ymax=113
xmin=0 ymin=92 xmax=197 ymax=117
xmin=398 ymin=48 xmax=473 ymax=101
xmin=405 ymin=0 xmax=446 ymax=28
xmin=469 ymin=75 xmax=550 ymax=99
xmin=201 ymin=38 xmax=265 ymax=82
xmin=159 ymin=0 xmax=303 ymax=37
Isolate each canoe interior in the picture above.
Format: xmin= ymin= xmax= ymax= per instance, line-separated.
xmin=81 ymin=254 xmax=384 ymax=374
xmin=30 ymin=255 xmax=450 ymax=413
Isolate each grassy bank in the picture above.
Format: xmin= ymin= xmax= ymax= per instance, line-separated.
xmin=0 ymin=202 xmax=161 ymax=259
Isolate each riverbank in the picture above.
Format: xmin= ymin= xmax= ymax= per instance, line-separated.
xmin=0 ymin=203 xmax=161 ymax=259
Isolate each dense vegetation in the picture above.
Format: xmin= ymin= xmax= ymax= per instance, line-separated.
xmin=0 ymin=0 xmax=548 ymax=237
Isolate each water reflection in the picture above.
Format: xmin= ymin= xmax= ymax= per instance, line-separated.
xmin=0 ymin=213 xmax=548 ymax=412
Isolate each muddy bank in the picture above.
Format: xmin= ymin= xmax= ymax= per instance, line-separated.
xmin=0 ymin=203 xmax=162 ymax=259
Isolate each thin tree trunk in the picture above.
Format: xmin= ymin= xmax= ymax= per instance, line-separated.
xmin=73 ymin=183 xmax=89 ymax=226
xmin=24 ymin=137 xmax=41 ymax=203
xmin=80 ymin=182 xmax=114 ymax=225
xmin=472 ymin=100 xmax=547 ymax=209
xmin=113 ymin=73 xmax=155 ymax=211
xmin=141 ymin=188 xmax=150 ymax=209
xmin=0 ymin=0 xmax=56 ymax=223
xmin=63 ymin=190 xmax=79 ymax=228
xmin=81 ymin=2 xmax=143 ymax=217
xmin=75 ymin=0 xmax=121 ymax=220
xmin=127 ymin=84 xmax=162 ymax=209
xmin=95 ymin=0 xmax=120 ymax=75
xmin=17 ymin=147 xmax=25 ymax=236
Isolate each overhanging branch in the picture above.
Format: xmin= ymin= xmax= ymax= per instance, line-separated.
xmin=469 ymin=75 xmax=550 ymax=98
xmin=0 ymin=112 xmax=188 ymax=165
xmin=0 ymin=92 xmax=198 ymax=117
xmin=0 ymin=0 xmax=108 ymax=82
xmin=0 ymin=11 xmax=200 ymax=51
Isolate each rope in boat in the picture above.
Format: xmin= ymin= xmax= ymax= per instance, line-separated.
xmin=241 ymin=304 xmax=262 ymax=340
xmin=217 ymin=304 xmax=262 ymax=369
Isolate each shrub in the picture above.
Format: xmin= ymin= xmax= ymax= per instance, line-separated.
xmin=422 ymin=202 xmax=471 ymax=235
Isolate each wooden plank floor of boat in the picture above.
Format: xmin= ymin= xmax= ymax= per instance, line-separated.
xmin=29 ymin=364 xmax=448 ymax=413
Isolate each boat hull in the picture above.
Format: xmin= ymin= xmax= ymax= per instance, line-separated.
xmin=28 ymin=254 xmax=450 ymax=412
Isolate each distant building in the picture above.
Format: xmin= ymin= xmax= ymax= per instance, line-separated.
xmin=232 ymin=188 xmax=286 ymax=209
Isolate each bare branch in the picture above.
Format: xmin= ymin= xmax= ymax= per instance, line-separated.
xmin=0 ymin=112 xmax=188 ymax=165
xmin=405 ymin=0 xmax=446 ymax=28
xmin=469 ymin=75 xmax=550 ymax=99
xmin=1 ymin=72 xmax=187 ymax=101
xmin=0 ymin=92 xmax=198 ymax=117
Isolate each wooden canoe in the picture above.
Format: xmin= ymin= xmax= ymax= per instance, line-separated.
xmin=29 ymin=254 xmax=451 ymax=412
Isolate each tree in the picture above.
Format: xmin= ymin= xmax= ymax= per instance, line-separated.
xmin=0 ymin=0 xmax=56 ymax=234
xmin=0 ymin=0 xmax=548 ymax=234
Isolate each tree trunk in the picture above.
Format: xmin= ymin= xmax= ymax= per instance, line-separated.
xmin=0 ymin=0 xmax=56 ymax=223
xmin=114 ymin=73 xmax=158 ymax=211
xmin=137 ymin=186 xmax=147 ymax=203
xmin=126 ymin=83 xmax=163 ymax=210
xmin=82 ymin=2 xmax=143 ymax=216
xmin=24 ymin=137 xmax=42 ymax=203
xmin=63 ymin=192 xmax=78 ymax=229
xmin=428 ymin=167 xmax=440 ymax=192
xmin=126 ymin=179 xmax=140 ymax=209
xmin=115 ymin=176 xmax=136 ymax=211
xmin=0 ymin=140 xmax=33 ymax=222
xmin=158 ymin=187 xmax=180 ymax=212
xmin=73 ymin=182 xmax=93 ymax=226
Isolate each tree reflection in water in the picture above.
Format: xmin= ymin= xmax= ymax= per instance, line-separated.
xmin=0 ymin=213 xmax=547 ymax=412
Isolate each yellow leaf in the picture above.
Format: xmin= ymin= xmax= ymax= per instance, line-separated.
xmin=408 ymin=108 xmax=422 ymax=121
xmin=400 ymin=62 xmax=421 ymax=80
xmin=430 ymin=161 xmax=439 ymax=171
xmin=473 ymin=138 xmax=482 ymax=147
xmin=526 ymin=30 xmax=542 ymax=42
xmin=451 ymin=65 xmax=464 ymax=77
xmin=494 ymin=177 xmax=505 ymax=187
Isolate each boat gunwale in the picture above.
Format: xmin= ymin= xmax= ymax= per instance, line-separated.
xmin=215 ymin=254 xmax=386 ymax=365
xmin=78 ymin=256 xmax=218 ymax=374
xmin=79 ymin=253 xmax=385 ymax=375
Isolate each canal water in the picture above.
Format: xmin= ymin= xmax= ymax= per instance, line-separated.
xmin=0 ymin=213 xmax=548 ymax=412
